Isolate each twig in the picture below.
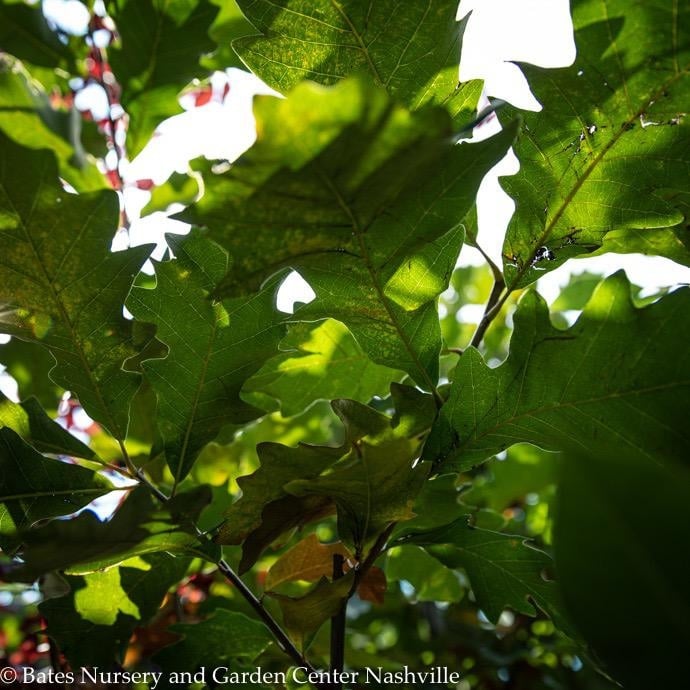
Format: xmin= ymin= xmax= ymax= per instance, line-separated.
xmin=330 ymin=554 xmax=346 ymax=690
xmin=215 ymin=558 xmax=321 ymax=678
xmin=469 ymin=286 xmax=509 ymax=349
xmin=112 ymin=442 xmax=323 ymax=681
xmin=352 ymin=522 xmax=396 ymax=592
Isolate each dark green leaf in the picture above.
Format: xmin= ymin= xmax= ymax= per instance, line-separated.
xmin=385 ymin=544 xmax=463 ymax=603
xmin=401 ymin=518 xmax=569 ymax=629
xmin=0 ymin=428 xmax=111 ymax=550
xmin=40 ymin=553 xmax=190 ymax=668
xmin=245 ymin=319 xmax=401 ymax=417
xmin=142 ymin=171 xmax=200 ymax=215
xmin=0 ymin=135 xmax=151 ymax=439
xmin=0 ymin=56 xmax=105 ymax=192
xmin=153 ymin=609 xmax=273 ymax=682
xmin=0 ymin=392 xmax=94 ymax=459
xmin=181 ymin=77 xmax=516 ymax=388
xmin=9 ymin=486 xmax=216 ymax=581
xmin=201 ymin=0 xmax=256 ymax=71
xmin=218 ymin=440 xmax=339 ymax=571
xmin=108 ymin=0 xmax=220 ymax=155
xmin=219 ymin=384 xmax=436 ymax=568
xmin=554 ymin=449 xmax=690 ymax=689
xmin=0 ymin=1 xmax=74 ymax=69
xmin=501 ymin=0 xmax=690 ymax=287
xmin=234 ymin=0 xmax=482 ymax=123
xmin=127 ymin=233 xmax=287 ymax=484
xmin=0 ymin=336 xmax=63 ymax=409
xmin=426 ymin=273 xmax=690 ymax=472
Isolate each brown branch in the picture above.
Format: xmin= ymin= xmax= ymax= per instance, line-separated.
xmin=329 ymin=554 xmax=347 ymax=690
xmin=469 ymin=278 xmax=506 ymax=349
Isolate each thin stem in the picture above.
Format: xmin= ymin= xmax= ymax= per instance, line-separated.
xmin=216 ymin=559 xmax=321 ymax=678
xmin=469 ymin=279 xmax=506 ymax=349
xmin=330 ymin=554 xmax=346 ymax=690
xmin=112 ymin=443 xmax=322 ymax=682
xmin=473 ymin=241 xmax=504 ymax=284
xmin=353 ymin=522 xmax=396 ymax=592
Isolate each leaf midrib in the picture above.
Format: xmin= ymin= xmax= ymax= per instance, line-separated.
xmin=461 ymin=380 xmax=690 ymax=453
xmin=507 ymin=61 xmax=690 ymax=292
xmin=0 ymin=162 xmax=127 ymax=441
xmin=313 ymin=165 xmax=441 ymax=401
xmin=1 ymin=487 xmax=109 ymax=502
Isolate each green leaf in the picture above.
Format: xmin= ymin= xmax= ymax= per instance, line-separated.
xmin=268 ymin=574 xmax=354 ymax=651
xmin=9 ymin=486 xmax=216 ymax=581
xmin=554 ymin=450 xmax=690 ymax=689
xmin=40 ymin=553 xmax=189 ymax=669
xmin=461 ymin=444 xmax=559 ymax=514
xmin=0 ymin=428 xmax=112 ymax=550
xmin=219 ymin=384 xmax=436 ymax=568
xmin=153 ymin=609 xmax=273 ymax=681
xmin=0 ymin=1 xmax=74 ymax=70
xmin=0 ymin=392 xmax=94 ymax=459
xmin=500 ymin=0 xmax=690 ymax=288
xmin=0 ymin=56 xmax=105 ymax=192
xmin=127 ymin=233 xmax=287 ymax=484
xmin=426 ymin=273 xmax=690 ymax=472
xmin=0 ymin=134 xmax=152 ymax=439
xmin=142 ymin=171 xmax=200 ymax=215
xmin=265 ymin=533 xmax=349 ymax=591
xmin=234 ymin=0 xmax=482 ymax=123
xmin=218 ymin=440 xmax=339 ymax=572
xmin=401 ymin=518 xmax=569 ymax=629
xmin=181 ymin=77 xmax=516 ymax=388
xmin=245 ymin=319 xmax=401 ymax=417
xmin=201 ymin=0 xmax=256 ymax=72
xmin=385 ymin=544 xmax=463 ymax=603
xmin=108 ymin=0 xmax=220 ymax=155
xmin=0 ymin=337 xmax=63 ymax=409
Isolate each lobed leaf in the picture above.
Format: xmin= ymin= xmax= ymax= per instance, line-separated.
xmin=0 ymin=135 xmax=151 ymax=439
xmin=127 ymin=232 xmax=287 ymax=484
xmin=107 ymin=0 xmax=220 ymax=155
xmin=500 ymin=0 xmax=690 ymax=287
xmin=0 ymin=428 xmax=111 ymax=550
xmin=0 ymin=56 xmax=105 ymax=192
xmin=219 ymin=384 xmax=436 ymax=569
xmin=399 ymin=518 xmax=571 ymax=631
xmin=40 ymin=553 xmax=190 ymax=669
xmin=8 ymin=486 xmax=216 ymax=581
xmin=234 ymin=0 xmax=482 ymax=124
xmin=153 ymin=609 xmax=273 ymax=683
xmin=245 ymin=319 xmax=401 ymax=417
xmin=0 ymin=392 xmax=94 ymax=459
xmin=426 ymin=273 xmax=690 ymax=471
xmin=181 ymin=77 xmax=516 ymax=389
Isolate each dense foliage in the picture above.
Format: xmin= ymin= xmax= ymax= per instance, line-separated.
xmin=1 ymin=1 xmax=689 ymax=689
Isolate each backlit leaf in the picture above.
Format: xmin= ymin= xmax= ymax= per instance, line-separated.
xmin=234 ymin=0 xmax=482 ymax=123
xmin=0 ymin=135 xmax=151 ymax=438
xmin=181 ymin=77 xmax=516 ymax=388
xmin=40 ymin=553 xmax=189 ymax=669
xmin=426 ymin=273 xmax=690 ymax=472
xmin=127 ymin=232 xmax=287 ymax=484
xmin=500 ymin=0 xmax=690 ymax=288
xmin=0 ymin=392 xmax=94 ymax=459
xmin=245 ymin=319 xmax=401 ymax=417
xmin=107 ymin=0 xmax=220 ymax=155
xmin=0 ymin=428 xmax=112 ymax=550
